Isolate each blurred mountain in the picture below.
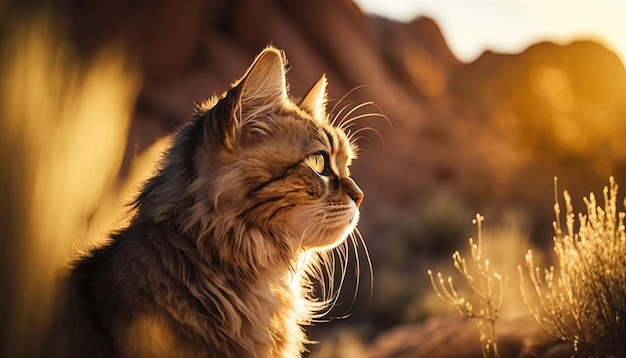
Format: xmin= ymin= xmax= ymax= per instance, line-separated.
xmin=52 ymin=0 xmax=626 ymax=355
xmin=61 ymin=0 xmax=626 ymax=237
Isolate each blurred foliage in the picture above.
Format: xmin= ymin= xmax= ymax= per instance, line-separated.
xmin=349 ymin=188 xmax=474 ymax=329
xmin=310 ymin=329 xmax=367 ymax=358
xmin=398 ymin=187 xmax=472 ymax=255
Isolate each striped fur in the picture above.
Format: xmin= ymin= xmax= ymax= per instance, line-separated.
xmin=52 ymin=47 xmax=364 ymax=357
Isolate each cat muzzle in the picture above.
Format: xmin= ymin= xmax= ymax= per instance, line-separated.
xmin=340 ymin=177 xmax=363 ymax=207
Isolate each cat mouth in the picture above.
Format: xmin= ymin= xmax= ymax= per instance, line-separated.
xmin=307 ymin=207 xmax=360 ymax=249
xmin=286 ymin=200 xmax=360 ymax=250
xmin=326 ymin=204 xmax=359 ymax=230
xmin=341 ymin=208 xmax=360 ymax=229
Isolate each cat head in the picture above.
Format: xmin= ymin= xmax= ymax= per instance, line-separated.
xmin=141 ymin=47 xmax=363 ymax=266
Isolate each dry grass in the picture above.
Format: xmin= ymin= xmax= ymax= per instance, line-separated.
xmin=0 ymin=9 xmax=147 ymax=356
xmin=520 ymin=177 xmax=626 ymax=357
xmin=428 ymin=214 xmax=508 ymax=358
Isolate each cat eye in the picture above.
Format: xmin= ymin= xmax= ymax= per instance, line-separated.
xmin=306 ymin=152 xmax=330 ymax=175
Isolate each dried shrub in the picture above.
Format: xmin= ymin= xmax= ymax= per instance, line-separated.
xmin=428 ymin=214 xmax=507 ymax=358
xmin=520 ymin=177 xmax=626 ymax=357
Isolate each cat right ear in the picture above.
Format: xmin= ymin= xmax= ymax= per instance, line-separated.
xmin=299 ymin=75 xmax=328 ymax=123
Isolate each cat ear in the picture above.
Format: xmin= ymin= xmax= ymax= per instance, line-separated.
xmin=236 ymin=47 xmax=289 ymax=109
xmin=299 ymin=75 xmax=328 ymax=122
xmin=202 ymin=47 xmax=288 ymax=151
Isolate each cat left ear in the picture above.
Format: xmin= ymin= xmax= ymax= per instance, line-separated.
xmin=236 ymin=47 xmax=289 ymax=109
xmin=203 ymin=47 xmax=289 ymax=151
xmin=299 ymin=75 xmax=328 ymax=123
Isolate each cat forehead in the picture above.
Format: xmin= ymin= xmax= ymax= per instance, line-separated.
xmin=319 ymin=125 xmax=350 ymax=155
xmin=254 ymin=108 xmax=354 ymax=158
xmin=297 ymin=111 xmax=353 ymax=154
xmin=313 ymin=123 xmax=356 ymax=166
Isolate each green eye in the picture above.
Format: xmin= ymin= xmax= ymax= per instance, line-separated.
xmin=306 ymin=152 xmax=326 ymax=174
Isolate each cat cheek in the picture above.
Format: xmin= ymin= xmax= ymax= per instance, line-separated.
xmin=283 ymin=207 xmax=318 ymax=239
xmin=301 ymin=174 xmax=327 ymax=200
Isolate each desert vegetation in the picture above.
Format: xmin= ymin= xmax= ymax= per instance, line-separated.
xmin=428 ymin=214 xmax=507 ymax=358
xmin=422 ymin=178 xmax=626 ymax=358
xmin=520 ymin=177 xmax=626 ymax=357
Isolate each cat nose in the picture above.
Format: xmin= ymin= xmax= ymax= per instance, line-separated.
xmin=340 ymin=177 xmax=364 ymax=207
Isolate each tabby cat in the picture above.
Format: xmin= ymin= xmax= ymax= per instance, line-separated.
xmin=51 ymin=47 xmax=364 ymax=357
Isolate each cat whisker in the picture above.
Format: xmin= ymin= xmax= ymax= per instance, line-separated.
xmin=349 ymin=125 xmax=386 ymax=152
xmin=310 ymin=253 xmax=333 ymax=321
xmin=307 ymin=214 xmax=349 ymax=321
xmin=311 ymin=221 xmax=372 ymax=322
xmin=315 ymin=241 xmax=350 ymax=321
xmin=338 ymin=101 xmax=390 ymax=130
xmin=336 ymin=101 xmax=377 ymax=131
xmin=323 ymin=253 xmax=343 ymax=308
xmin=321 ymin=251 xmax=336 ymax=307
xmin=346 ymin=135 xmax=367 ymax=154
xmin=364 ymin=101 xmax=391 ymax=129
xmin=327 ymin=85 xmax=365 ymax=119
xmin=346 ymin=232 xmax=361 ymax=314
xmin=331 ymin=230 xmax=366 ymax=319
xmin=330 ymin=98 xmax=389 ymax=154
xmin=354 ymin=228 xmax=373 ymax=311
xmin=330 ymin=102 xmax=355 ymax=127
xmin=341 ymin=111 xmax=389 ymax=131
xmin=321 ymin=239 xmax=342 ymax=305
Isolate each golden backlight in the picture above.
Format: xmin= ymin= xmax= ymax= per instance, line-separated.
xmin=0 ymin=13 xmax=154 ymax=356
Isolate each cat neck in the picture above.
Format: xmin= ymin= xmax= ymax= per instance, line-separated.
xmin=119 ymin=218 xmax=312 ymax=357
xmin=134 ymin=216 xmax=300 ymax=278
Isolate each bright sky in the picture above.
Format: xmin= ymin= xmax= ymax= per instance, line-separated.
xmin=354 ymin=0 xmax=626 ymax=65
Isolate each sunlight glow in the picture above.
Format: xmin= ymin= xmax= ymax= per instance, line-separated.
xmin=354 ymin=0 xmax=626 ymax=65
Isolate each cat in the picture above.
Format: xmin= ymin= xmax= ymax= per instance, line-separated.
xmin=50 ymin=46 xmax=364 ymax=357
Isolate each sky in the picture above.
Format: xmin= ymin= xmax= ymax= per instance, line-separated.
xmin=353 ymin=0 xmax=626 ymax=64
